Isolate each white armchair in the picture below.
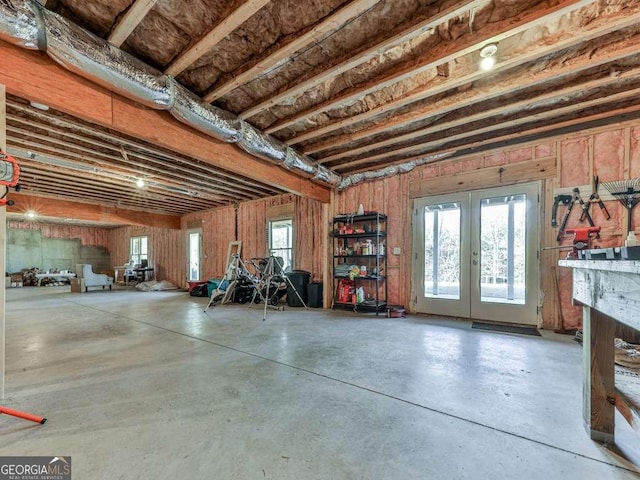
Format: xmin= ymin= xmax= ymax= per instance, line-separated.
xmin=76 ymin=264 xmax=113 ymax=292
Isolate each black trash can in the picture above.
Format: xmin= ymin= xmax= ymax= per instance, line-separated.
xmin=306 ymin=282 xmax=323 ymax=308
xmin=286 ymin=270 xmax=311 ymax=307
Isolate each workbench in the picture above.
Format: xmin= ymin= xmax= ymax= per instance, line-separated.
xmin=559 ymin=259 xmax=640 ymax=444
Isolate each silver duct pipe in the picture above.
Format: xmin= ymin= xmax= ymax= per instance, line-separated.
xmin=337 ymin=152 xmax=454 ymax=190
xmin=0 ymin=0 xmax=339 ymax=186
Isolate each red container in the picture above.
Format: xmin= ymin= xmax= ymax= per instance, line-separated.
xmin=187 ymin=280 xmax=207 ymax=293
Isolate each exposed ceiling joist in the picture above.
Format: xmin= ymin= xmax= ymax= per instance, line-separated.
xmin=315 ymin=44 xmax=640 ymax=162
xmin=282 ymin=0 xmax=599 ymax=145
xmin=203 ymin=0 xmax=381 ymax=103
xmin=0 ymin=43 xmax=331 ymax=203
xmin=335 ymin=87 xmax=640 ymax=171
xmin=165 ymin=0 xmax=272 ymax=77
xmin=108 ymin=0 xmax=160 ymax=47
xmin=6 ymin=104 xmax=281 ymax=196
xmin=242 ymin=0 xmax=487 ymax=120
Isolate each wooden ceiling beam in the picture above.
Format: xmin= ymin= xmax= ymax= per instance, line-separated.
xmin=165 ymin=0 xmax=272 ymax=77
xmin=0 ymin=43 xmax=330 ymax=203
xmin=242 ymin=0 xmax=485 ymax=119
xmin=6 ymin=104 xmax=281 ymax=195
xmin=276 ymin=0 xmax=603 ymax=144
xmin=203 ymin=0 xmax=381 ymax=103
xmin=7 ymin=192 xmax=182 ymax=228
xmin=8 ymin=143 xmax=240 ymax=206
xmin=18 ymin=161 xmax=221 ymax=207
xmin=6 ymin=127 xmax=261 ymax=199
xmin=304 ymin=42 xmax=638 ymax=154
xmin=108 ymin=0 xmax=161 ymax=47
xmin=353 ymin=103 xmax=640 ymax=177
xmin=334 ymin=87 xmax=640 ymax=171
xmin=318 ymin=53 xmax=640 ymax=163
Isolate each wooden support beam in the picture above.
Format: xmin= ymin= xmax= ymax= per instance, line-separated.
xmin=409 ymin=156 xmax=556 ymax=198
xmin=335 ymin=87 xmax=640 ymax=171
xmin=583 ymin=307 xmax=616 ymax=443
xmin=0 ymin=42 xmax=331 ymax=203
xmin=319 ymin=67 xmax=640 ymax=164
xmin=165 ymin=0 xmax=272 ymax=77
xmin=278 ymin=0 xmax=604 ymax=143
xmin=242 ymin=0 xmax=484 ymax=119
xmin=7 ymin=192 xmax=181 ymax=229
xmin=0 ymin=83 xmax=6 ymax=399
xmin=6 ymin=107 xmax=280 ymax=196
xmin=108 ymin=0 xmax=160 ymax=47
xmin=203 ymin=0 xmax=380 ymax=103
xmin=308 ymin=39 xmax=640 ymax=157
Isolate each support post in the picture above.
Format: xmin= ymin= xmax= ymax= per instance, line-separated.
xmin=1 ymin=83 xmax=6 ymax=399
xmin=582 ymin=306 xmax=616 ymax=443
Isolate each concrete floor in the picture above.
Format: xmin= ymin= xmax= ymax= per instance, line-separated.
xmin=1 ymin=287 xmax=639 ymax=479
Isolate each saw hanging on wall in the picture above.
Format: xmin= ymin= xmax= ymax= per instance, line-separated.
xmin=0 ymin=150 xmax=21 ymax=206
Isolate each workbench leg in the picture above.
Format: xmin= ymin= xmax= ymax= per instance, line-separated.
xmin=583 ymin=306 xmax=616 ymax=443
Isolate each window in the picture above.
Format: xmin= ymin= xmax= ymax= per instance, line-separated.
xmin=268 ymin=218 xmax=293 ymax=272
xmin=130 ymin=235 xmax=148 ymax=266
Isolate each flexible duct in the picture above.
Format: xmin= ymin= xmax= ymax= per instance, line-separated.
xmin=338 ymin=152 xmax=454 ymax=190
xmin=0 ymin=0 xmax=340 ymax=186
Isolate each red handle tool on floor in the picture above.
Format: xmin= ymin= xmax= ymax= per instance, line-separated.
xmin=0 ymin=406 xmax=47 ymax=424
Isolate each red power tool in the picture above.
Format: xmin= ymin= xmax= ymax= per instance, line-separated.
xmin=565 ymin=226 xmax=601 ymax=258
xmin=0 ymin=150 xmax=21 ymax=206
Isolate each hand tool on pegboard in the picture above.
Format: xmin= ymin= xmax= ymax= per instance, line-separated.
xmin=580 ymin=176 xmax=611 ymax=222
xmin=553 ymin=188 xmax=599 ymax=242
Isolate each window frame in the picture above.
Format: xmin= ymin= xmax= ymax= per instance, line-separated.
xmin=130 ymin=235 xmax=148 ymax=266
xmin=268 ymin=217 xmax=294 ymax=272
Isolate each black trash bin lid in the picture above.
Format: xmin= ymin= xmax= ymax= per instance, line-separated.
xmin=287 ymin=270 xmax=311 ymax=276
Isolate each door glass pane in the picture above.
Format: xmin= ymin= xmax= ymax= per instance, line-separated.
xmin=479 ymin=194 xmax=526 ymax=304
xmin=424 ymin=202 xmax=461 ymax=299
xmin=189 ymin=233 xmax=200 ymax=281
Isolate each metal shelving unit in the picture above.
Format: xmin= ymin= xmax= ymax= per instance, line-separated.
xmin=332 ymin=212 xmax=387 ymax=315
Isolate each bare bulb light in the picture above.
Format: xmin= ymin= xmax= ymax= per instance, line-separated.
xmin=135 ymin=179 xmax=145 ymax=188
xmin=479 ymin=43 xmax=498 ymax=71
xmin=26 ymin=211 xmax=36 ymax=219
xmin=480 ymin=56 xmax=496 ymax=71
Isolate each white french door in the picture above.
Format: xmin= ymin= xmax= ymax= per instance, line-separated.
xmin=413 ymin=183 xmax=540 ymax=325
xmin=187 ymin=229 xmax=202 ymax=282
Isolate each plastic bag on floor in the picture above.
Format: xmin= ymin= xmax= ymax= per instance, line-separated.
xmin=135 ymin=280 xmax=177 ymax=291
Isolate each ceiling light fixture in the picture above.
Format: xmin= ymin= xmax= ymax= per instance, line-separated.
xmin=29 ymin=101 xmax=50 ymax=111
xmin=26 ymin=211 xmax=37 ymax=219
xmin=479 ymin=43 xmax=498 ymax=71
xmin=135 ymin=178 xmax=145 ymax=188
